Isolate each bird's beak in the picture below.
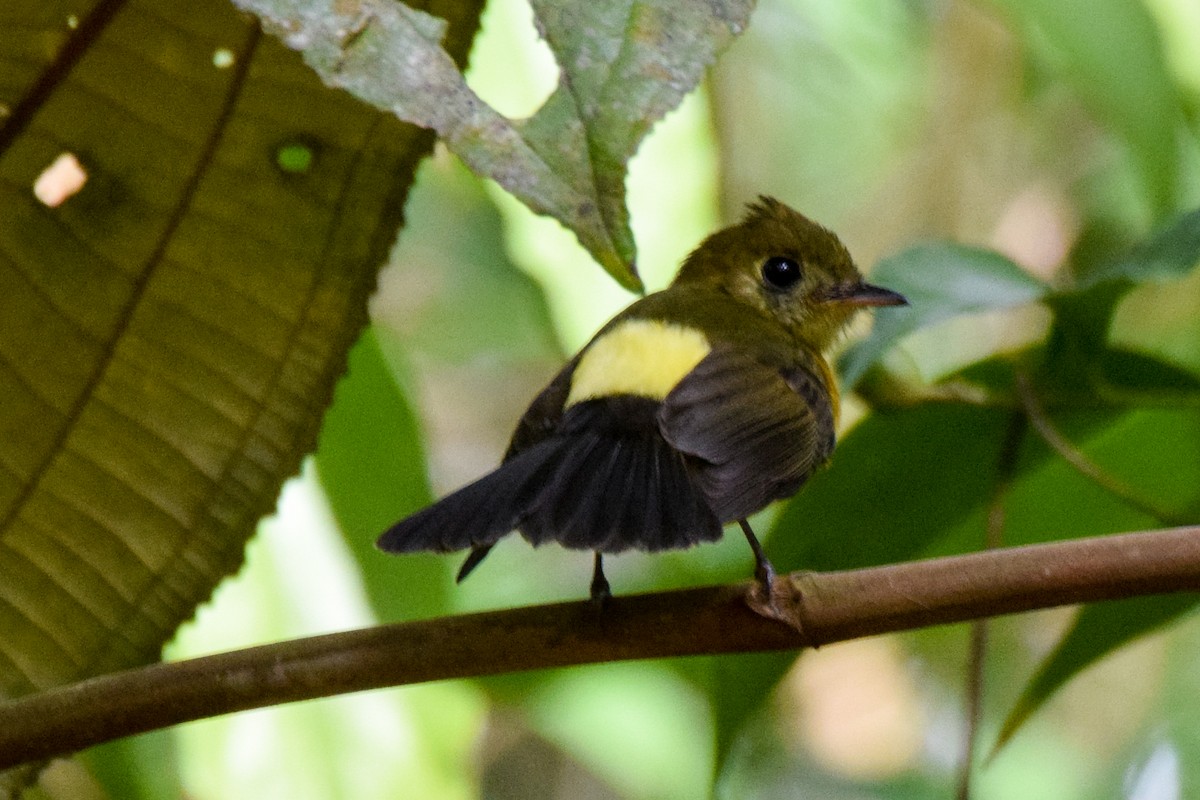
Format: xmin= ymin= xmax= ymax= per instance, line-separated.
xmin=824 ymin=282 xmax=908 ymax=307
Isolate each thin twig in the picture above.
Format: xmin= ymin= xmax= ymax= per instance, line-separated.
xmin=958 ymin=620 xmax=988 ymax=800
xmin=1015 ymin=372 xmax=1186 ymax=525
xmin=957 ymin=411 xmax=1027 ymax=800
xmin=0 ymin=526 xmax=1198 ymax=770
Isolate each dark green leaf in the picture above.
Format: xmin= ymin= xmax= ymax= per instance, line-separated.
xmin=1004 ymin=405 xmax=1200 ymax=544
xmin=1101 ymin=348 xmax=1200 ymax=393
xmin=988 ymin=403 xmax=1200 ymax=752
xmin=708 ymin=650 xmax=794 ymax=780
xmin=1077 ymin=206 xmax=1200 ymax=289
xmin=842 ymin=244 xmax=1048 ymax=385
xmin=1040 ymin=208 xmax=1200 ymax=388
xmin=313 ymin=327 xmax=450 ymax=621
xmin=772 ymin=404 xmax=1019 ymax=571
xmin=0 ymin=0 xmax=480 ymax=791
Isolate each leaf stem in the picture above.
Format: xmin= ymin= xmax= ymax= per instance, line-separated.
xmin=957 ymin=410 xmax=1027 ymax=800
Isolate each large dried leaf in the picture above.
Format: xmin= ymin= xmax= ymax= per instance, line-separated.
xmin=0 ymin=0 xmax=480 ymax=788
xmin=234 ymin=0 xmax=756 ymax=290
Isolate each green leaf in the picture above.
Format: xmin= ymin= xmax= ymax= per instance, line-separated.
xmin=841 ymin=244 xmax=1049 ymax=385
xmin=846 ymin=208 xmax=1200 ymax=389
xmin=1039 ymin=205 xmax=1200 ymax=391
xmin=987 ymin=0 xmax=1183 ymax=216
xmin=707 ymin=650 xmax=793 ymax=781
xmin=1003 ymin=404 xmax=1200 ymax=545
xmin=82 ymin=731 xmax=183 ymax=800
xmin=0 ymin=0 xmax=480 ymax=790
xmin=991 ymin=595 xmax=1199 ymax=756
xmin=1077 ymin=206 xmax=1200 ymax=289
xmin=313 ymin=327 xmax=449 ymax=621
xmin=234 ymin=0 xmax=755 ymax=291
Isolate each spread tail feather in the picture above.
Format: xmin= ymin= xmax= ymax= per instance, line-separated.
xmin=378 ymin=397 xmax=725 ymax=564
xmin=376 ymin=439 xmax=563 ymax=554
xmin=519 ymin=400 xmax=723 ymax=553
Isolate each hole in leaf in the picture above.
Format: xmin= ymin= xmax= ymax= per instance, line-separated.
xmin=465 ymin=0 xmax=559 ymax=119
xmin=212 ymin=48 xmax=236 ymax=69
xmin=275 ymin=140 xmax=316 ymax=174
xmin=33 ymin=152 xmax=88 ymax=207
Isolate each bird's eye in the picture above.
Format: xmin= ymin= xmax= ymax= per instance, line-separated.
xmin=761 ymin=256 xmax=803 ymax=290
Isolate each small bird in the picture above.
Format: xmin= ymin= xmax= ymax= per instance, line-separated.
xmin=378 ymin=197 xmax=906 ymax=600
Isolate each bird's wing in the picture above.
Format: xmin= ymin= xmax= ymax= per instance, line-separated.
xmin=517 ymin=397 xmax=723 ymax=553
xmin=658 ymin=345 xmax=833 ymax=522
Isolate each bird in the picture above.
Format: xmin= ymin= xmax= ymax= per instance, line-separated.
xmin=377 ymin=197 xmax=907 ymax=601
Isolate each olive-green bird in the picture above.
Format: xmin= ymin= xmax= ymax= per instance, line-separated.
xmin=378 ymin=197 xmax=907 ymax=599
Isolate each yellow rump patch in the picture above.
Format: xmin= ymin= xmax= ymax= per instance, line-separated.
xmin=566 ymin=319 xmax=712 ymax=406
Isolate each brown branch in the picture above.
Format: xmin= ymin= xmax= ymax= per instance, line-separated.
xmin=2 ymin=526 xmax=1199 ymax=770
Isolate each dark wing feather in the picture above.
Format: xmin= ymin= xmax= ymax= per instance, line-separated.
xmin=518 ymin=399 xmax=723 ymax=553
xmin=659 ymin=345 xmax=832 ymax=522
xmin=381 ymin=391 xmax=727 ymax=558
xmin=376 ymin=438 xmax=564 ymax=554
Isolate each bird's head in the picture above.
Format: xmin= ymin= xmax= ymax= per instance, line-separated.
xmin=673 ymin=197 xmax=906 ymax=350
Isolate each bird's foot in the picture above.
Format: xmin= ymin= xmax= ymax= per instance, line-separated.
xmin=589 ymin=552 xmax=612 ymax=609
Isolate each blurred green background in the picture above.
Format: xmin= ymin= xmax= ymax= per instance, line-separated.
xmin=77 ymin=0 xmax=1200 ymax=798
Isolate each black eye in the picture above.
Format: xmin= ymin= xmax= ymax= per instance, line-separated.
xmin=761 ymin=256 xmax=803 ymax=290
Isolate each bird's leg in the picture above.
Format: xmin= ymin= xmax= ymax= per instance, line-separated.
xmin=590 ymin=551 xmax=612 ymax=604
xmin=738 ymin=519 xmax=776 ymax=593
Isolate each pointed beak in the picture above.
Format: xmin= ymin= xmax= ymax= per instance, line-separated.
xmin=824 ymin=282 xmax=908 ymax=307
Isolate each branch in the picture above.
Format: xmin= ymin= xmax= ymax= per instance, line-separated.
xmin=2 ymin=526 xmax=1199 ymax=769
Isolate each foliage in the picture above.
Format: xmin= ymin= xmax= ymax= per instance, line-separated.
xmin=2 ymin=0 xmax=1200 ymax=799
xmin=233 ymin=0 xmax=753 ymax=290
xmin=0 ymin=0 xmax=481 ymax=795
